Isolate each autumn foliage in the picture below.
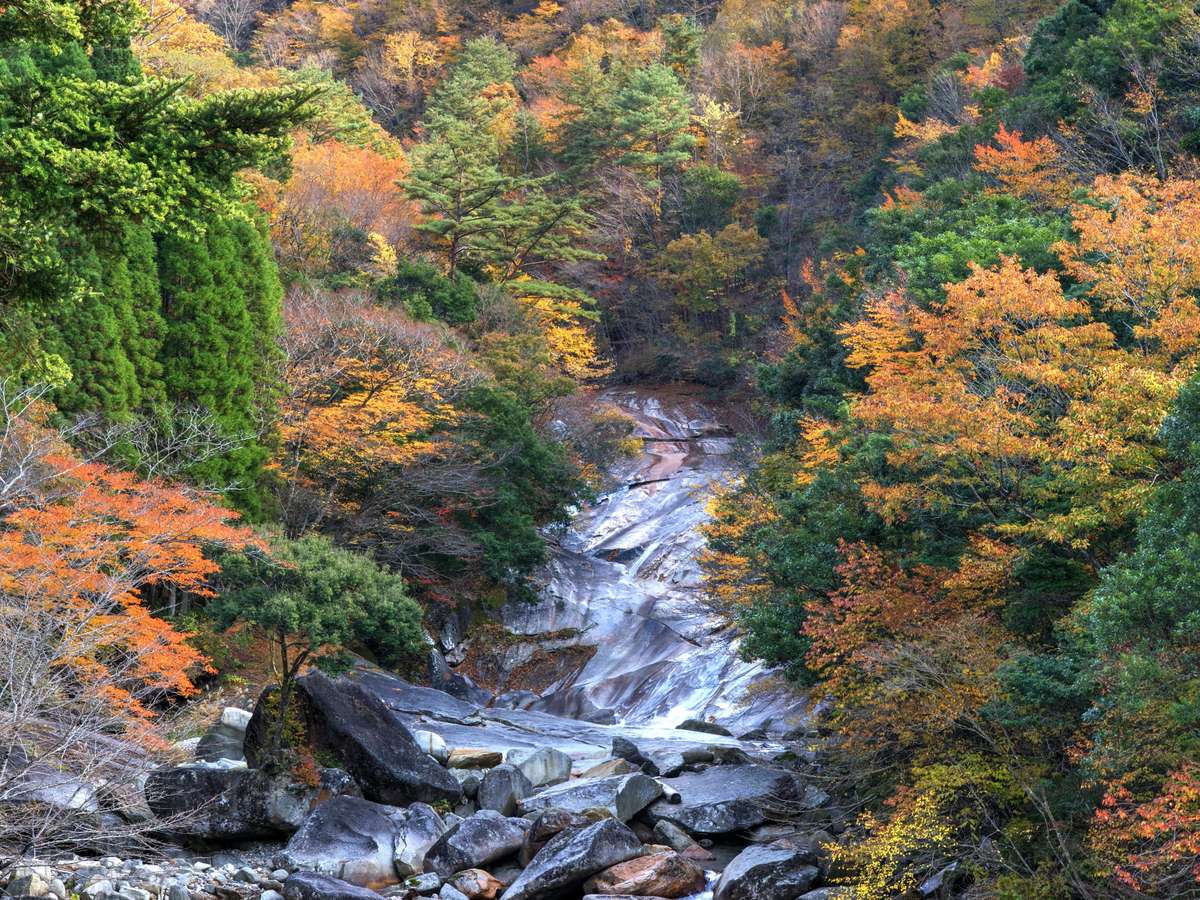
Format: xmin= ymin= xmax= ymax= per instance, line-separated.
xmin=1 ymin=395 xmax=256 ymax=727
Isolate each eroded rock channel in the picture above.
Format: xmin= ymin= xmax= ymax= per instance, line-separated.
xmin=7 ymin=391 xmax=845 ymax=900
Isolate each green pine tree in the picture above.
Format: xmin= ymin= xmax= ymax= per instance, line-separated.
xmin=158 ymin=213 xmax=282 ymax=515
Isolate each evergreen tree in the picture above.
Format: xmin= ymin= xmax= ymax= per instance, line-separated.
xmin=0 ymin=0 xmax=309 ymax=384
xmin=404 ymin=38 xmax=595 ymax=281
xmin=158 ymin=213 xmax=282 ymax=514
xmin=611 ymin=64 xmax=696 ymax=188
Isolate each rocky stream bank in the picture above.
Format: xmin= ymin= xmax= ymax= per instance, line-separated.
xmin=2 ymin=390 xmax=877 ymax=900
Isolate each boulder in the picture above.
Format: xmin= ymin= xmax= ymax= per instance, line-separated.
xmin=424 ymin=811 xmax=530 ymax=878
xmin=518 ymin=774 xmax=662 ymax=822
xmin=580 ymin=759 xmax=639 ymax=780
xmin=519 ymin=808 xmax=591 ymax=866
xmin=504 ymin=748 xmax=571 ymax=788
xmin=477 ymin=765 xmax=533 ymax=816
xmin=675 ymin=719 xmax=732 ymax=737
xmin=404 ymin=873 xmax=441 ymax=894
xmin=709 ymin=746 xmax=753 ymax=766
xmin=445 ymin=870 xmax=502 ymax=900
xmin=448 ymin=750 xmax=503 ymax=769
xmin=582 ymin=851 xmax=706 ymax=898
xmin=452 ymin=770 xmax=484 ymax=800
xmin=797 ymin=891 xmax=852 ymax=900
xmin=643 ymin=751 xmax=685 ymax=779
xmin=713 ymin=843 xmax=820 ymax=900
xmin=196 ymin=707 xmax=252 ymax=763
xmin=411 ymin=732 xmax=450 ymax=766
xmin=610 ymin=738 xmax=652 ymax=773
xmin=643 ymin=766 xmax=800 ymax=836
xmin=282 ymin=872 xmax=385 ymax=900
xmin=144 ymin=765 xmax=357 ymax=840
xmin=283 ymin=795 xmax=436 ymax=887
xmin=244 ymin=674 xmax=462 ymax=807
xmin=651 ymin=821 xmax=713 ymax=861
xmin=5 ymin=761 xmax=99 ymax=813
xmin=394 ymin=803 xmax=452 ymax=877
xmin=492 ymin=691 xmax=538 ymax=711
xmin=501 ymin=819 xmax=643 ymax=900
xmin=440 ymin=886 xmax=470 ymax=900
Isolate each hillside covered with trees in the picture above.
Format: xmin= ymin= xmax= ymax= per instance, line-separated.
xmin=4 ymin=0 xmax=1200 ymax=895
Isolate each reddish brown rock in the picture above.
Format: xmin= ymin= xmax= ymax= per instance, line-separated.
xmin=446 ymin=869 xmax=503 ymax=900
xmin=582 ymin=851 xmax=706 ymax=898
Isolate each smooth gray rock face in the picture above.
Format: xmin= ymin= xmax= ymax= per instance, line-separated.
xmin=196 ymin=707 xmax=252 ymax=762
xmin=423 ymin=810 xmax=530 ymax=878
xmin=477 ymin=765 xmax=533 ymax=816
xmin=404 ymin=873 xmax=441 ymax=893
xmin=492 ymin=691 xmax=538 ymax=711
xmin=411 ymin=731 xmax=450 ymax=766
xmin=519 ymin=809 xmax=592 ymax=866
xmin=144 ymin=766 xmax=357 ymax=840
xmin=713 ymin=843 xmax=820 ymax=900
xmin=652 ymin=820 xmax=701 ymax=853
xmin=517 ymin=774 xmax=662 ymax=822
xmin=644 ymin=766 xmax=801 ymax=835
xmin=504 ymin=748 xmax=571 ymax=788
xmin=394 ymin=802 xmax=451 ymax=877
xmin=283 ymin=796 xmax=406 ymax=887
xmin=283 ymin=795 xmax=444 ymax=886
xmin=282 ymin=872 xmax=386 ymax=900
xmin=500 ymin=819 xmax=643 ymax=900
xmin=244 ymin=673 xmax=463 ymax=807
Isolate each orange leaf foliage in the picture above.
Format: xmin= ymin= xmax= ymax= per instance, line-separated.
xmin=973 ymin=123 xmax=1070 ymax=208
xmin=0 ymin=421 xmax=256 ymax=725
xmin=1057 ymin=174 xmax=1200 ymax=367
xmin=1095 ymin=763 xmax=1200 ymax=891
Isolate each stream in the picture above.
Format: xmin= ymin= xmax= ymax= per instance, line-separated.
xmin=434 ymin=387 xmax=804 ymax=738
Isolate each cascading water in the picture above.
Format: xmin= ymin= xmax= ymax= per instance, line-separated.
xmin=500 ymin=388 xmax=802 ymax=735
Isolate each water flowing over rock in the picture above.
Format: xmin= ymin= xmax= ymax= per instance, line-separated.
xmin=484 ymin=389 xmax=802 ymax=733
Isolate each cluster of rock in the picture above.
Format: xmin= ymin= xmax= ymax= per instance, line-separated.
xmin=4 ymin=671 xmax=852 ymax=900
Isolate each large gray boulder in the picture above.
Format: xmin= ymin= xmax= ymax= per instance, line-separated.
xmin=144 ymin=765 xmax=357 ymax=840
xmin=244 ymin=673 xmax=462 ymax=806
xmin=394 ymin=803 xmax=452 ymax=876
xmin=644 ymin=765 xmax=801 ymax=835
xmin=196 ymin=707 xmax=252 ymax=762
xmin=282 ymin=872 xmax=386 ymax=900
xmin=519 ymin=808 xmax=592 ymax=866
xmin=713 ymin=843 xmax=820 ymax=900
xmin=476 ymin=765 xmax=532 ymax=816
xmin=675 ymin=718 xmax=733 ymax=737
xmin=504 ymin=748 xmax=571 ymax=788
xmin=424 ymin=810 xmax=530 ymax=878
xmin=283 ymin=795 xmax=444 ymax=887
xmin=500 ymin=819 xmax=643 ymax=900
xmin=517 ymin=774 xmax=662 ymax=822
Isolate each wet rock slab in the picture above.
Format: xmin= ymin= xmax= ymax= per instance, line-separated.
xmin=643 ymin=765 xmax=802 ymax=835
xmin=517 ymin=773 xmax=662 ymax=822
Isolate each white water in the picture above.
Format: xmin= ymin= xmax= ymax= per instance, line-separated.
xmin=502 ymin=389 xmax=802 ymax=735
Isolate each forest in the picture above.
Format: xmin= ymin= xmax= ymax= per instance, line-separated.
xmin=2 ymin=0 xmax=1200 ymax=895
